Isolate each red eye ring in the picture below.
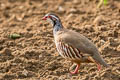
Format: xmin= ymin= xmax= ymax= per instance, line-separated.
xmin=47 ymin=16 xmax=52 ymax=18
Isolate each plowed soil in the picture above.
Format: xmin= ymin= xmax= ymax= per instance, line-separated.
xmin=0 ymin=0 xmax=120 ymax=80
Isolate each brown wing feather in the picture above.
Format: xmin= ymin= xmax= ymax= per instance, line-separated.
xmin=55 ymin=29 xmax=97 ymax=55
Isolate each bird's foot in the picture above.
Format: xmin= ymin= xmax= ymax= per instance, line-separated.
xmin=70 ymin=64 xmax=80 ymax=74
xmin=70 ymin=71 xmax=78 ymax=74
xmin=97 ymin=63 xmax=101 ymax=71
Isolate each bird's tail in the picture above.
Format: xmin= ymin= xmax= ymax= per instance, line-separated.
xmin=93 ymin=52 xmax=109 ymax=67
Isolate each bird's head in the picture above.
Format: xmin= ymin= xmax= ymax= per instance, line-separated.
xmin=42 ymin=13 xmax=61 ymax=26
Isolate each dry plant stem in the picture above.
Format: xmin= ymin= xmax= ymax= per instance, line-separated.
xmin=97 ymin=0 xmax=104 ymax=8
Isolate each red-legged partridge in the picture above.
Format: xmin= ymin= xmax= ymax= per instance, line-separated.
xmin=42 ymin=13 xmax=109 ymax=74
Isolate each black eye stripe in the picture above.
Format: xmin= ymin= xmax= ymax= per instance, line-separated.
xmin=49 ymin=16 xmax=56 ymax=21
xmin=51 ymin=15 xmax=58 ymax=20
xmin=52 ymin=17 xmax=57 ymax=20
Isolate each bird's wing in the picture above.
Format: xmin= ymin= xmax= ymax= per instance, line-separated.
xmin=55 ymin=29 xmax=109 ymax=67
xmin=55 ymin=29 xmax=98 ymax=55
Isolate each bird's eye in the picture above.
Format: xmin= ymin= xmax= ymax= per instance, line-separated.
xmin=47 ymin=16 xmax=56 ymax=21
xmin=47 ymin=16 xmax=51 ymax=18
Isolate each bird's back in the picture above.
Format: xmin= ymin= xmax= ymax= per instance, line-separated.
xmin=54 ymin=28 xmax=98 ymax=54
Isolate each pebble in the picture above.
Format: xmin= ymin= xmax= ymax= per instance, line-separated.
xmin=1 ymin=3 xmax=5 ymax=9
xmin=117 ymin=45 xmax=120 ymax=51
xmin=112 ymin=21 xmax=118 ymax=27
xmin=112 ymin=20 xmax=120 ymax=28
xmin=22 ymin=69 xmax=28 ymax=76
xmin=69 ymin=8 xmax=77 ymax=13
xmin=93 ymin=15 xmax=104 ymax=25
xmin=100 ymin=39 xmax=105 ymax=45
xmin=97 ymin=25 xmax=107 ymax=31
xmin=39 ymin=54 xmax=43 ymax=58
xmin=84 ymin=25 xmax=92 ymax=29
xmin=16 ymin=13 xmax=25 ymax=21
xmin=114 ymin=39 xmax=119 ymax=42
xmin=58 ymin=6 xmax=65 ymax=13
xmin=3 ymin=48 xmax=12 ymax=55
xmin=19 ymin=6 xmax=24 ymax=9
xmin=65 ymin=14 xmax=73 ymax=20
xmin=73 ymin=0 xmax=79 ymax=4
xmin=16 ymin=16 xmax=23 ymax=21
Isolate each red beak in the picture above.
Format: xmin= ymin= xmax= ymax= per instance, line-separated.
xmin=42 ymin=16 xmax=47 ymax=20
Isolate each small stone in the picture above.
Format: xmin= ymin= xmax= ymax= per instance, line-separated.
xmin=97 ymin=25 xmax=107 ymax=31
xmin=114 ymin=39 xmax=119 ymax=42
xmin=112 ymin=20 xmax=120 ymax=28
xmin=19 ymin=6 xmax=24 ymax=9
xmin=66 ymin=73 xmax=72 ymax=79
xmin=69 ymin=8 xmax=77 ymax=13
xmin=11 ymin=63 xmax=17 ymax=66
xmin=3 ymin=48 xmax=12 ymax=55
xmin=16 ymin=15 xmax=24 ymax=21
xmin=1 ymin=3 xmax=5 ymax=9
xmin=84 ymin=25 xmax=92 ymax=28
xmin=22 ymin=70 xmax=28 ymax=76
xmin=100 ymin=40 xmax=105 ymax=45
xmin=66 ymin=14 xmax=73 ymax=20
xmin=17 ymin=17 xmax=23 ymax=21
xmin=58 ymin=6 xmax=65 ymax=13
xmin=84 ymin=25 xmax=94 ymax=32
xmin=93 ymin=15 xmax=104 ymax=25
xmin=16 ymin=13 xmax=25 ymax=21
xmin=112 ymin=21 xmax=117 ymax=27
xmin=58 ymin=76 xmax=65 ymax=80
xmin=73 ymin=0 xmax=79 ymax=4
xmin=53 ymin=77 xmax=59 ymax=80
xmin=117 ymin=45 xmax=120 ymax=51
xmin=39 ymin=54 xmax=43 ymax=58
xmin=17 ymin=43 xmax=23 ymax=48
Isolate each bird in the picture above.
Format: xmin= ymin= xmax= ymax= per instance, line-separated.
xmin=42 ymin=13 xmax=109 ymax=74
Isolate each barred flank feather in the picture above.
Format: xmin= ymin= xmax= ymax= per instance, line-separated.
xmin=57 ymin=42 xmax=82 ymax=60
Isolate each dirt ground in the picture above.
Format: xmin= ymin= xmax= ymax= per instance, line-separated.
xmin=0 ymin=0 xmax=120 ymax=80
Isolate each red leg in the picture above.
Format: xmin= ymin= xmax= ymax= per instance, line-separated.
xmin=70 ymin=64 xmax=80 ymax=74
xmin=97 ymin=63 xmax=101 ymax=71
xmin=87 ymin=57 xmax=101 ymax=71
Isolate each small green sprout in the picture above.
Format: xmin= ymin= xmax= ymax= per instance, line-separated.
xmin=103 ymin=0 xmax=108 ymax=5
xmin=9 ymin=33 xmax=21 ymax=39
xmin=97 ymin=0 xmax=108 ymax=8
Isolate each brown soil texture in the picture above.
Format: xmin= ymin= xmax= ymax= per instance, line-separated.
xmin=0 ymin=0 xmax=120 ymax=80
